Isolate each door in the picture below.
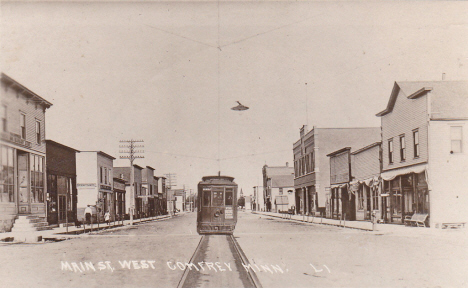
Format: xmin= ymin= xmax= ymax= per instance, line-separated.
xmin=211 ymin=188 xmax=224 ymax=223
xmin=17 ymin=153 xmax=30 ymax=214
xmin=58 ymin=195 xmax=66 ymax=222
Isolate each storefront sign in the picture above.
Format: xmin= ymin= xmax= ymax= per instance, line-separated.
xmin=77 ymin=183 xmax=97 ymax=188
xmin=100 ymin=184 xmax=112 ymax=191
xmin=1 ymin=132 xmax=32 ymax=148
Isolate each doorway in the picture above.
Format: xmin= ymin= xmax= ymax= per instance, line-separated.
xmin=17 ymin=152 xmax=30 ymax=214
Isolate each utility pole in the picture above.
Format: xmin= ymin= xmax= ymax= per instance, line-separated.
xmin=164 ymin=173 xmax=177 ymax=189
xmin=119 ymin=139 xmax=144 ymax=225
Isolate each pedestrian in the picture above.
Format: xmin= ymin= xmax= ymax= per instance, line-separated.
xmin=104 ymin=210 xmax=110 ymax=225
xmin=85 ymin=205 xmax=92 ymax=226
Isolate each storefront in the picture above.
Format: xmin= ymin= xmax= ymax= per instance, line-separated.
xmin=381 ymin=164 xmax=428 ymax=225
xmin=351 ymin=177 xmax=380 ymax=221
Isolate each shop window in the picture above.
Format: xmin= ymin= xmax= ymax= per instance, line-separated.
xmin=413 ymin=130 xmax=419 ymax=158
xmin=372 ymin=187 xmax=379 ymax=211
xmin=20 ymin=114 xmax=26 ymax=139
xmin=450 ymin=126 xmax=463 ymax=153
xmin=357 ymin=187 xmax=364 ymax=210
xmin=0 ymin=146 xmax=15 ymax=202
xmin=399 ymin=135 xmax=406 ymax=161
xmin=30 ymin=154 xmax=44 ymax=203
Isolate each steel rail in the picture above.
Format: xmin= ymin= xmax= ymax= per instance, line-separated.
xmin=228 ymin=235 xmax=263 ymax=288
xmin=176 ymin=235 xmax=206 ymax=288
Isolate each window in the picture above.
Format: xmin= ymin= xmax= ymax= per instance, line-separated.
xmin=399 ymin=135 xmax=406 ymax=161
xmin=357 ymin=187 xmax=364 ymax=210
xmin=203 ymin=190 xmax=211 ymax=207
xmin=35 ymin=120 xmax=41 ymax=144
xmin=212 ymin=190 xmax=224 ymax=206
xmin=20 ymin=114 xmax=26 ymax=139
xmin=279 ymin=188 xmax=283 ymax=195
xmin=413 ymin=130 xmax=419 ymax=158
xmin=388 ymin=139 xmax=394 ymax=164
xmin=225 ymin=189 xmax=233 ymax=206
xmin=451 ymin=126 xmax=463 ymax=153
xmin=0 ymin=146 xmax=15 ymax=203
xmin=372 ymin=187 xmax=379 ymax=210
xmin=1 ymin=105 xmax=6 ymax=132
xmin=30 ymin=154 xmax=44 ymax=203
xmin=100 ymin=167 xmax=103 ymax=183
xmin=104 ymin=167 xmax=108 ymax=184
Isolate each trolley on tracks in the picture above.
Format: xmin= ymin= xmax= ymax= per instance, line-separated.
xmin=197 ymin=174 xmax=238 ymax=235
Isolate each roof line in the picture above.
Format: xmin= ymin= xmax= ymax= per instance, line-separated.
xmin=327 ymin=147 xmax=351 ymax=157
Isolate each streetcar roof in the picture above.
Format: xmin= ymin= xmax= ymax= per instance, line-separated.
xmin=199 ymin=175 xmax=236 ymax=185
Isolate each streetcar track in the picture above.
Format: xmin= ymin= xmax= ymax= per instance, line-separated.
xmin=177 ymin=235 xmax=262 ymax=288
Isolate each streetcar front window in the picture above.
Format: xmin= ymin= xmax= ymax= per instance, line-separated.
xmin=212 ymin=190 xmax=224 ymax=206
xmin=203 ymin=190 xmax=211 ymax=207
xmin=225 ymin=190 xmax=233 ymax=206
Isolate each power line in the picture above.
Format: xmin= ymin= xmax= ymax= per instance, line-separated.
xmin=119 ymin=139 xmax=144 ymax=225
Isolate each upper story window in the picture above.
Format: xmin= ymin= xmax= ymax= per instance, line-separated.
xmin=20 ymin=114 xmax=26 ymax=139
xmin=413 ymin=130 xmax=420 ymax=158
xmin=399 ymin=135 xmax=406 ymax=161
xmin=104 ymin=167 xmax=108 ymax=184
xmin=1 ymin=105 xmax=7 ymax=132
xmin=100 ymin=167 xmax=103 ymax=183
xmin=35 ymin=120 xmax=41 ymax=144
xmin=450 ymin=126 xmax=463 ymax=153
xmin=388 ymin=139 xmax=394 ymax=164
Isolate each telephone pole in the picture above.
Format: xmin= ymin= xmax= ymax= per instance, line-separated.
xmin=120 ymin=139 xmax=144 ymax=225
xmin=164 ymin=173 xmax=177 ymax=189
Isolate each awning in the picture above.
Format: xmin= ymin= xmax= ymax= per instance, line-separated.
xmin=330 ymin=183 xmax=348 ymax=189
xmin=349 ymin=182 xmax=360 ymax=194
xmin=381 ymin=163 xmax=427 ymax=181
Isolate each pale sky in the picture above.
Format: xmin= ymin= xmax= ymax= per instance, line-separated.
xmin=1 ymin=0 xmax=467 ymax=194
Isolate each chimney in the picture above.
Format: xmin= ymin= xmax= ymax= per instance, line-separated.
xmin=442 ymin=73 xmax=446 ymax=80
xmin=286 ymin=162 xmax=289 ymax=167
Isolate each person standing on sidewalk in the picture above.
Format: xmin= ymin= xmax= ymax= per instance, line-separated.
xmin=104 ymin=211 xmax=110 ymax=225
xmin=85 ymin=205 xmax=92 ymax=227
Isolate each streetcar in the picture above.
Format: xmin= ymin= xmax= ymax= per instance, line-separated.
xmin=197 ymin=174 xmax=238 ymax=235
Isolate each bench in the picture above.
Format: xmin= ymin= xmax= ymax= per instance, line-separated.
xmin=441 ymin=222 xmax=466 ymax=229
xmin=404 ymin=213 xmax=428 ymax=227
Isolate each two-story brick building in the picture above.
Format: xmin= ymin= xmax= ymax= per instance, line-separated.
xmin=293 ymin=125 xmax=380 ymax=216
xmin=0 ymin=73 xmax=52 ymax=232
xmin=377 ymin=81 xmax=468 ymax=227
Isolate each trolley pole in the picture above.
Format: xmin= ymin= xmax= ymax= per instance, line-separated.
xmin=120 ymin=139 xmax=144 ymax=226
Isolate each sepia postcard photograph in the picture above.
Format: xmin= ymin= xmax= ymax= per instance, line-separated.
xmin=1 ymin=0 xmax=467 ymax=287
